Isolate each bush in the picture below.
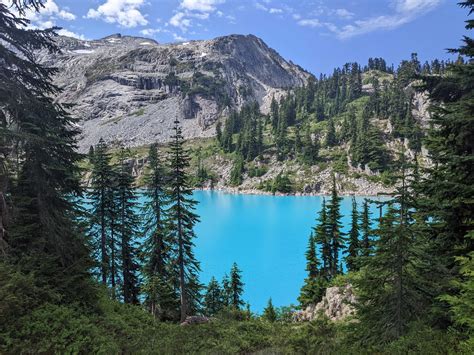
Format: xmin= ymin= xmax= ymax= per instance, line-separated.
xmin=9 ymin=304 xmax=117 ymax=354
xmin=247 ymin=164 xmax=268 ymax=178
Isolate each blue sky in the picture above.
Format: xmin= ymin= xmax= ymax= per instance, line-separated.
xmin=3 ymin=0 xmax=469 ymax=74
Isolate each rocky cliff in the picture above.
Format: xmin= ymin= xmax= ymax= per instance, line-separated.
xmin=39 ymin=34 xmax=310 ymax=151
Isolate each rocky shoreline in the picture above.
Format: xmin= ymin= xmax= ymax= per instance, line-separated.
xmin=196 ymin=186 xmax=393 ymax=197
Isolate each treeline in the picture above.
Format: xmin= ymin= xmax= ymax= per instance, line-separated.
xmin=217 ymin=53 xmax=454 ymax=177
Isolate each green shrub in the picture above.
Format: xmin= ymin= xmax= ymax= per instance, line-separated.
xmin=247 ymin=164 xmax=268 ymax=178
xmin=11 ymin=304 xmax=117 ymax=354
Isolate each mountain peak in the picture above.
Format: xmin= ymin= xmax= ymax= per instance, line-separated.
xmin=42 ymin=33 xmax=310 ymax=151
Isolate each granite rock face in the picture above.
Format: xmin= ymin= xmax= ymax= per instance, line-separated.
xmin=294 ymin=284 xmax=356 ymax=322
xmin=39 ymin=34 xmax=310 ymax=151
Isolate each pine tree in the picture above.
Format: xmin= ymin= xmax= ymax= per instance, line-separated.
xmin=88 ymin=139 xmax=115 ymax=285
xmin=418 ymin=0 xmax=474 ymax=331
xmin=221 ymin=273 xmax=232 ymax=307
xmin=359 ymin=199 xmax=372 ymax=258
xmin=263 ymin=298 xmax=277 ymax=322
xmin=167 ymin=119 xmax=202 ymax=322
xmin=354 ymin=153 xmax=440 ymax=344
xmin=115 ymin=147 xmax=140 ymax=304
xmin=346 ymin=196 xmax=359 ymax=271
xmin=301 ymin=126 xmax=318 ymax=165
xmin=230 ymin=154 xmax=244 ymax=186
xmin=270 ymin=95 xmax=279 ymax=132
xmin=299 ymin=232 xmax=326 ymax=306
xmin=204 ymin=277 xmax=224 ymax=316
xmin=325 ymin=119 xmax=336 ymax=147
xmin=142 ymin=143 xmax=177 ymax=319
xmin=327 ymin=175 xmax=344 ymax=276
xmin=314 ymin=198 xmax=331 ymax=278
xmin=216 ymin=121 xmax=223 ymax=145
xmin=88 ymin=145 xmax=95 ymax=161
xmin=419 ymin=0 xmax=474 ymax=263
xmin=229 ymin=262 xmax=245 ymax=309
xmin=1 ymin=0 xmax=96 ymax=307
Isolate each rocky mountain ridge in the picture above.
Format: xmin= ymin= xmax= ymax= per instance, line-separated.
xmin=39 ymin=33 xmax=311 ymax=151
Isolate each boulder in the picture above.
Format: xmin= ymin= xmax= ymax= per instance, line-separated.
xmin=294 ymin=284 xmax=356 ymax=322
xmin=180 ymin=315 xmax=211 ymax=326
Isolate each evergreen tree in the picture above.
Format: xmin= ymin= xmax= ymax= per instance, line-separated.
xmin=270 ymin=95 xmax=279 ymax=132
xmin=88 ymin=145 xmax=95 ymax=161
xmin=230 ymin=154 xmax=244 ymax=186
xmin=327 ymin=175 xmax=344 ymax=276
xmin=263 ymin=298 xmax=277 ymax=322
xmin=354 ymin=154 xmax=440 ymax=344
xmin=418 ymin=0 xmax=474 ymax=331
xmin=204 ymin=277 xmax=223 ymax=316
xmin=221 ymin=273 xmax=232 ymax=307
xmin=88 ymin=139 xmax=115 ymax=285
xmin=167 ymin=119 xmax=202 ymax=322
xmin=229 ymin=262 xmax=245 ymax=309
xmin=325 ymin=118 xmax=336 ymax=147
xmin=1 ymin=0 xmax=95 ymax=307
xmin=419 ymin=0 xmax=474 ymax=264
xmin=314 ymin=198 xmax=331 ymax=278
xmin=301 ymin=127 xmax=318 ymax=165
xmin=299 ymin=232 xmax=326 ymax=306
xmin=142 ymin=143 xmax=177 ymax=319
xmin=115 ymin=147 xmax=140 ymax=304
xmin=359 ymin=199 xmax=372 ymax=258
xmin=216 ymin=121 xmax=223 ymax=146
xmin=346 ymin=196 xmax=359 ymax=271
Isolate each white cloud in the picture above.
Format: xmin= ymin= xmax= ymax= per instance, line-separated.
xmin=256 ymin=2 xmax=284 ymax=15
xmin=0 ymin=0 xmax=84 ymax=38
xmin=169 ymin=0 xmax=224 ymax=33
xmin=1 ymin=0 xmax=76 ymax=22
xmin=37 ymin=0 xmax=76 ymax=20
xmin=269 ymin=8 xmax=283 ymax=14
xmin=255 ymin=3 xmax=268 ymax=11
xmin=297 ymin=18 xmax=322 ymax=28
xmin=395 ymin=0 xmax=441 ymax=13
xmin=180 ymin=0 xmax=225 ymax=12
xmin=173 ymin=33 xmax=187 ymax=42
xmin=335 ymin=0 xmax=440 ymax=39
xmin=139 ymin=28 xmax=166 ymax=36
xmin=169 ymin=12 xmax=192 ymax=31
xmin=299 ymin=0 xmax=442 ymax=39
xmin=57 ymin=28 xmax=86 ymax=40
xmin=86 ymin=0 xmax=148 ymax=28
xmin=334 ymin=8 xmax=354 ymax=20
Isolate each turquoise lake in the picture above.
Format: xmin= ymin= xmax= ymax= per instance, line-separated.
xmin=191 ymin=191 xmax=385 ymax=313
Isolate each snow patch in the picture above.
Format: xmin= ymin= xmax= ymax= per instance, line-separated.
xmin=140 ymin=42 xmax=153 ymax=46
xmin=199 ymin=52 xmax=208 ymax=58
xmin=73 ymin=49 xmax=95 ymax=54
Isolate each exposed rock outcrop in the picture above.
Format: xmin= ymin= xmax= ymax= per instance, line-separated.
xmin=294 ymin=284 xmax=356 ymax=322
xmin=39 ymin=33 xmax=311 ymax=151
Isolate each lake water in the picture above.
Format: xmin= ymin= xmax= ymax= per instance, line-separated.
xmin=192 ymin=191 xmax=385 ymax=313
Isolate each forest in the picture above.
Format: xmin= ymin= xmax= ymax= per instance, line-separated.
xmin=0 ymin=0 xmax=473 ymax=353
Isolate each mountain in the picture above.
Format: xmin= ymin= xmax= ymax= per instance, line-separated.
xmin=39 ymin=33 xmax=311 ymax=151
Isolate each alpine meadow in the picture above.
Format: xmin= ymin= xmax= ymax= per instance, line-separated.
xmin=0 ymin=0 xmax=473 ymax=353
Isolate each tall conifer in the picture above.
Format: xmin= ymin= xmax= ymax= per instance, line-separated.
xmin=167 ymin=119 xmax=202 ymax=322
